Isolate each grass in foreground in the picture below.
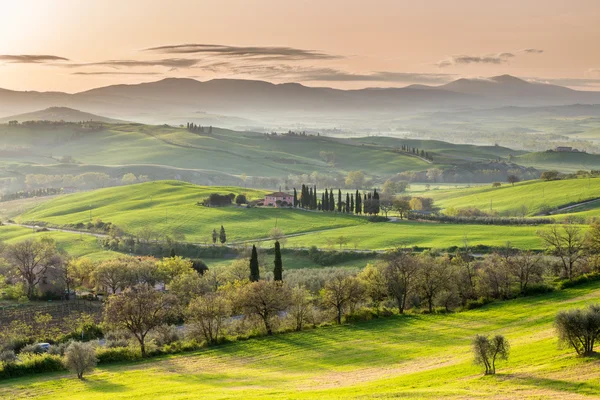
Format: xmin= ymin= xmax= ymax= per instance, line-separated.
xmin=2 ymin=282 xmax=600 ymax=399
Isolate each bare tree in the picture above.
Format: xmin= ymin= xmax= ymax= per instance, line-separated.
xmin=238 ymin=281 xmax=291 ymax=335
xmin=538 ymin=224 xmax=585 ymax=280
xmin=186 ymin=292 xmax=230 ymax=344
xmin=103 ymin=285 xmax=178 ymax=356
xmin=3 ymin=238 xmax=59 ymax=299
xmin=289 ymin=286 xmax=313 ymax=331
xmin=383 ymin=250 xmax=419 ymax=314
xmin=418 ymin=255 xmax=452 ymax=313
xmin=472 ymin=334 xmax=510 ymax=375
xmin=321 ymin=273 xmax=364 ymax=324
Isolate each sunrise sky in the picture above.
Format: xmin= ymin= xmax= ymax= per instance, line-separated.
xmin=1 ymin=0 xmax=599 ymax=92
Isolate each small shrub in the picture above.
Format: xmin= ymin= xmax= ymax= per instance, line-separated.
xmin=64 ymin=341 xmax=98 ymax=379
xmin=0 ymin=350 xmax=17 ymax=364
xmin=463 ymin=297 xmax=493 ymax=310
xmin=19 ymin=344 xmax=46 ymax=355
xmin=96 ymin=347 xmax=141 ymax=363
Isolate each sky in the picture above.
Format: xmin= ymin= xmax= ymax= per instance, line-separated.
xmin=1 ymin=0 xmax=599 ymax=92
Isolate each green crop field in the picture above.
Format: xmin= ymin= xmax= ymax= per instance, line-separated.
xmin=514 ymin=151 xmax=600 ymax=172
xmin=18 ymin=181 xmax=368 ymax=243
xmin=2 ymin=281 xmax=600 ymax=399
xmin=427 ymin=177 xmax=600 ymax=216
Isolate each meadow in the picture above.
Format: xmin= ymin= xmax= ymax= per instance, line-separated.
xmin=428 ymin=177 xmax=600 ymax=216
xmin=1 ymin=280 xmax=599 ymax=399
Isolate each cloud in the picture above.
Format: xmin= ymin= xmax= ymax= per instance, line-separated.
xmin=436 ymin=49 xmax=543 ymax=67
xmin=72 ymin=71 xmax=162 ymax=76
xmin=144 ymin=43 xmax=340 ymax=60
xmin=62 ymin=58 xmax=199 ymax=69
xmin=0 ymin=54 xmax=69 ymax=63
xmin=521 ymin=48 xmax=544 ymax=54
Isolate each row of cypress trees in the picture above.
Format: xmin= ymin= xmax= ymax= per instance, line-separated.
xmin=399 ymin=144 xmax=433 ymax=161
xmin=293 ymin=186 xmax=381 ymax=215
xmin=249 ymin=241 xmax=283 ymax=282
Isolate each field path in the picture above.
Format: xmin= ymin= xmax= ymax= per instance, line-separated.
xmin=549 ymin=197 xmax=600 ymax=215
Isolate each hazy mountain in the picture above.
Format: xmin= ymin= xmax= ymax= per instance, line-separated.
xmin=0 ymin=107 xmax=125 ymax=123
xmin=1 ymin=75 xmax=599 ymax=125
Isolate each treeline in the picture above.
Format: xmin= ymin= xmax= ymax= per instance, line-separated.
xmin=0 ymin=188 xmax=63 ymax=202
xmin=294 ymin=185 xmax=382 ymax=215
xmin=23 ymin=172 xmax=149 ymax=191
xmin=409 ymin=213 xmax=554 ymax=225
xmin=396 ymin=144 xmax=433 ymax=161
xmin=186 ymin=123 xmax=212 ymax=134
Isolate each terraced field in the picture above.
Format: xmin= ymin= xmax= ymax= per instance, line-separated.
xmin=2 ymin=280 xmax=599 ymax=399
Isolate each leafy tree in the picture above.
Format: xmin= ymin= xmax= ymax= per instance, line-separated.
xmin=506 ymin=175 xmax=520 ymax=186
xmin=273 ymin=241 xmax=283 ymax=281
xmin=472 ymin=335 xmax=509 ymax=375
xmin=91 ymin=258 xmax=131 ymax=294
xmin=540 ymin=170 xmax=560 ymax=181
xmin=555 ymin=304 xmax=600 ymax=356
xmin=357 ymin=264 xmax=387 ymax=310
xmin=186 ymin=292 xmax=230 ymax=344
xmin=64 ymin=341 xmax=97 ymax=379
xmin=235 ymin=194 xmax=247 ymax=205
xmin=290 ymin=286 xmax=313 ymax=331
xmin=249 ymin=245 xmax=260 ymax=282
xmin=418 ymin=255 xmax=452 ymax=313
xmin=103 ymin=285 xmax=178 ymax=357
xmin=238 ymin=281 xmax=291 ymax=335
xmin=393 ymin=198 xmax=411 ymax=219
xmin=345 ymin=171 xmax=366 ymax=188
xmin=219 ymin=225 xmax=227 ymax=245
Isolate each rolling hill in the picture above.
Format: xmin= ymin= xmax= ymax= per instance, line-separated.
xmin=0 ymin=107 xmax=124 ymax=124
xmin=2 ymin=280 xmax=600 ymax=399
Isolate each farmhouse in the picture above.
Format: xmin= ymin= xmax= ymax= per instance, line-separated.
xmin=264 ymin=191 xmax=293 ymax=207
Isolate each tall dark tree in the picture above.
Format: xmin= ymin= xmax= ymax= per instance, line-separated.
xmin=346 ymin=193 xmax=350 ymax=213
xmin=249 ymin=245 xmax=260 ymax=282
xmin=355 ymin=190 xmax=361 ymax=214
xmin=293 ymin=188 xmax=298 ymax=207
xmin=363 ymin=193 xmax=368 ymax=214
xmin=329 ymin=189 xmax=335 ymax=212
xmin=300 ymin=184 xmax=306 ymax=208
xmin=324 ymin=189 xmax=329 ymax=212
xmin=219 ymin=225 xmax=227 ymax=244
xmin=321 ymin=193 xmax=326 ymax=212
xmin=373 ymin=189 xmax=380 ymax=215
xmin=313 ymin=185 xmax=318 ymax=210
xmin=309 ymin=187 xmax=314 ymax=209
xmin=337 ymin=189 xmax=342 ymax=212
xmin=273 ymin=241 xmax=283 ymax=281
xmin=350 ymin=194 xmax=355 ymax=215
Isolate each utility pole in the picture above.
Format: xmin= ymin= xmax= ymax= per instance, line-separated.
xmin=165 ymin=208 xmax=168 ymax=224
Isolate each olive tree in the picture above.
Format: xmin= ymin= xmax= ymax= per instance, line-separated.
xmin=555 ymin=304 xmax=600 ymax=356
xmin=186 ymin=292 xmax=230 ymax=344
xmin=472 ymin=334 xmax=510 ymax=375
xmin=64 ymin=341 xmax=97 ymax=379
xmin=321 ymin=272 xmax=364 ymax=324
xmin=237 ymin=281 xmax=291 ymax=335
xmin=383 ymin=250 xmax=419 ymax=314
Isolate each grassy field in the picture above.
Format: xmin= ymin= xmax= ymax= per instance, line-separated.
xmin=428 ymin=177 xmax=600 ymax=216
xmin=0 ymin=225 xmax=115 ymax=260
xmin=283 ymin=221 xmax=545 ymax=250
xmin=2 ymin=281 xmax=600 ymax=399
xmin=514 ymin=151 xmax=600 ymax=172
xmin=18 ymin=181 xmax=369 ymax=243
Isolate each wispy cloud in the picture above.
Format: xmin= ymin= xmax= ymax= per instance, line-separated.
xmin=144 ymin=43 xmax=340 ymax=60
xmin=436 ymin=49 xmax=543 ymax=67
xmin=62 ymin=58 xmax=199 ymax=69
xmin=72 ymin=71 xmax=162 ymax=76
xmin=0 ymin=54 xmax=69 ymax=63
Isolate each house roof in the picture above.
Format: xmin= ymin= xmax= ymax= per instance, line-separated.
xmin=265 ymin=192 xmax=292 ymax=197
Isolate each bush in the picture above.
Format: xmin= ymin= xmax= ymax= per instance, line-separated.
xmin=96 ymin=347 xmax=141 ymax=363
xmin=463 ymin=297 xmax=494 ymax=310
xmin=19 ymin=343 xmax=46 ymax=355
xmin=367 ymin=216 xmax=389 ymax=223
xmin=0 ymin=350 xmax=17 ymax=364
xmin=557 ymin=273 xmax=600 ymax=290
xmin=0 ymin=354 xmax=65 ymax=379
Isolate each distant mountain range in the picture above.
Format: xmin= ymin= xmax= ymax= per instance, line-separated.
xmin=1 ymin=75 xmax=599 ymax=126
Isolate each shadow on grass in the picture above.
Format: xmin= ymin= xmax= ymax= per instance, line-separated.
xmin=83 ymin=377 xmax=128 ymax=392
xmin=499 ymin=373 xmax=600 ymax=396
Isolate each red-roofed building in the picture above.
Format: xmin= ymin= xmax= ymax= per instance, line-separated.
xmin=264 ymin=192 xmax=293 ymax=207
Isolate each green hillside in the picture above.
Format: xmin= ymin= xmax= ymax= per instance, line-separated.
xmin=514 ymin=151 xmax=600 ymax=172
xmin=3 ymin=281 xmax=600 ymax=399
xmin=428 ymin=177 xmax=600 ymax=216
xmin=19 ymin=181 xmax=368 ymax=243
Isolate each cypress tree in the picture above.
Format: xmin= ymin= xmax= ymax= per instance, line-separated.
xmin=293 ymin=188 xmax=298 ymax=207
xmin=337 ymin=189 xmax=342 ymax=212
xmin=249 ymin=245 xmax=260 ymax=282
xmin=346 ymin=193 xmax=350 ymax=213
xmin=373 ymin=189 xmax=380 ymax=215
xmin=309 ymin=187 xmax=314 ymax=209
xmin=350 ymin=194 xmax=354 ymax=215
xmin=329 ymin=189 xmax=335 ymax=212
xmin=363 ymin=193 xmax=368 ymax=214
xmin=355 ymin=190 xmax=361 ymax=214
xmin=321 ymin=193 xmax=326 ymax=212
xmin=219 ymin=225 xmax=227 ymax=244
xmin=324 ymin=189 xmax=329 ymax=211
xmin=313 ymin=185 xmax=318 ymax=210
xmin=273 ymin=241 xmax=283 ymax=281
xmin=170 ymin=248 xmax=176 ymax=258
